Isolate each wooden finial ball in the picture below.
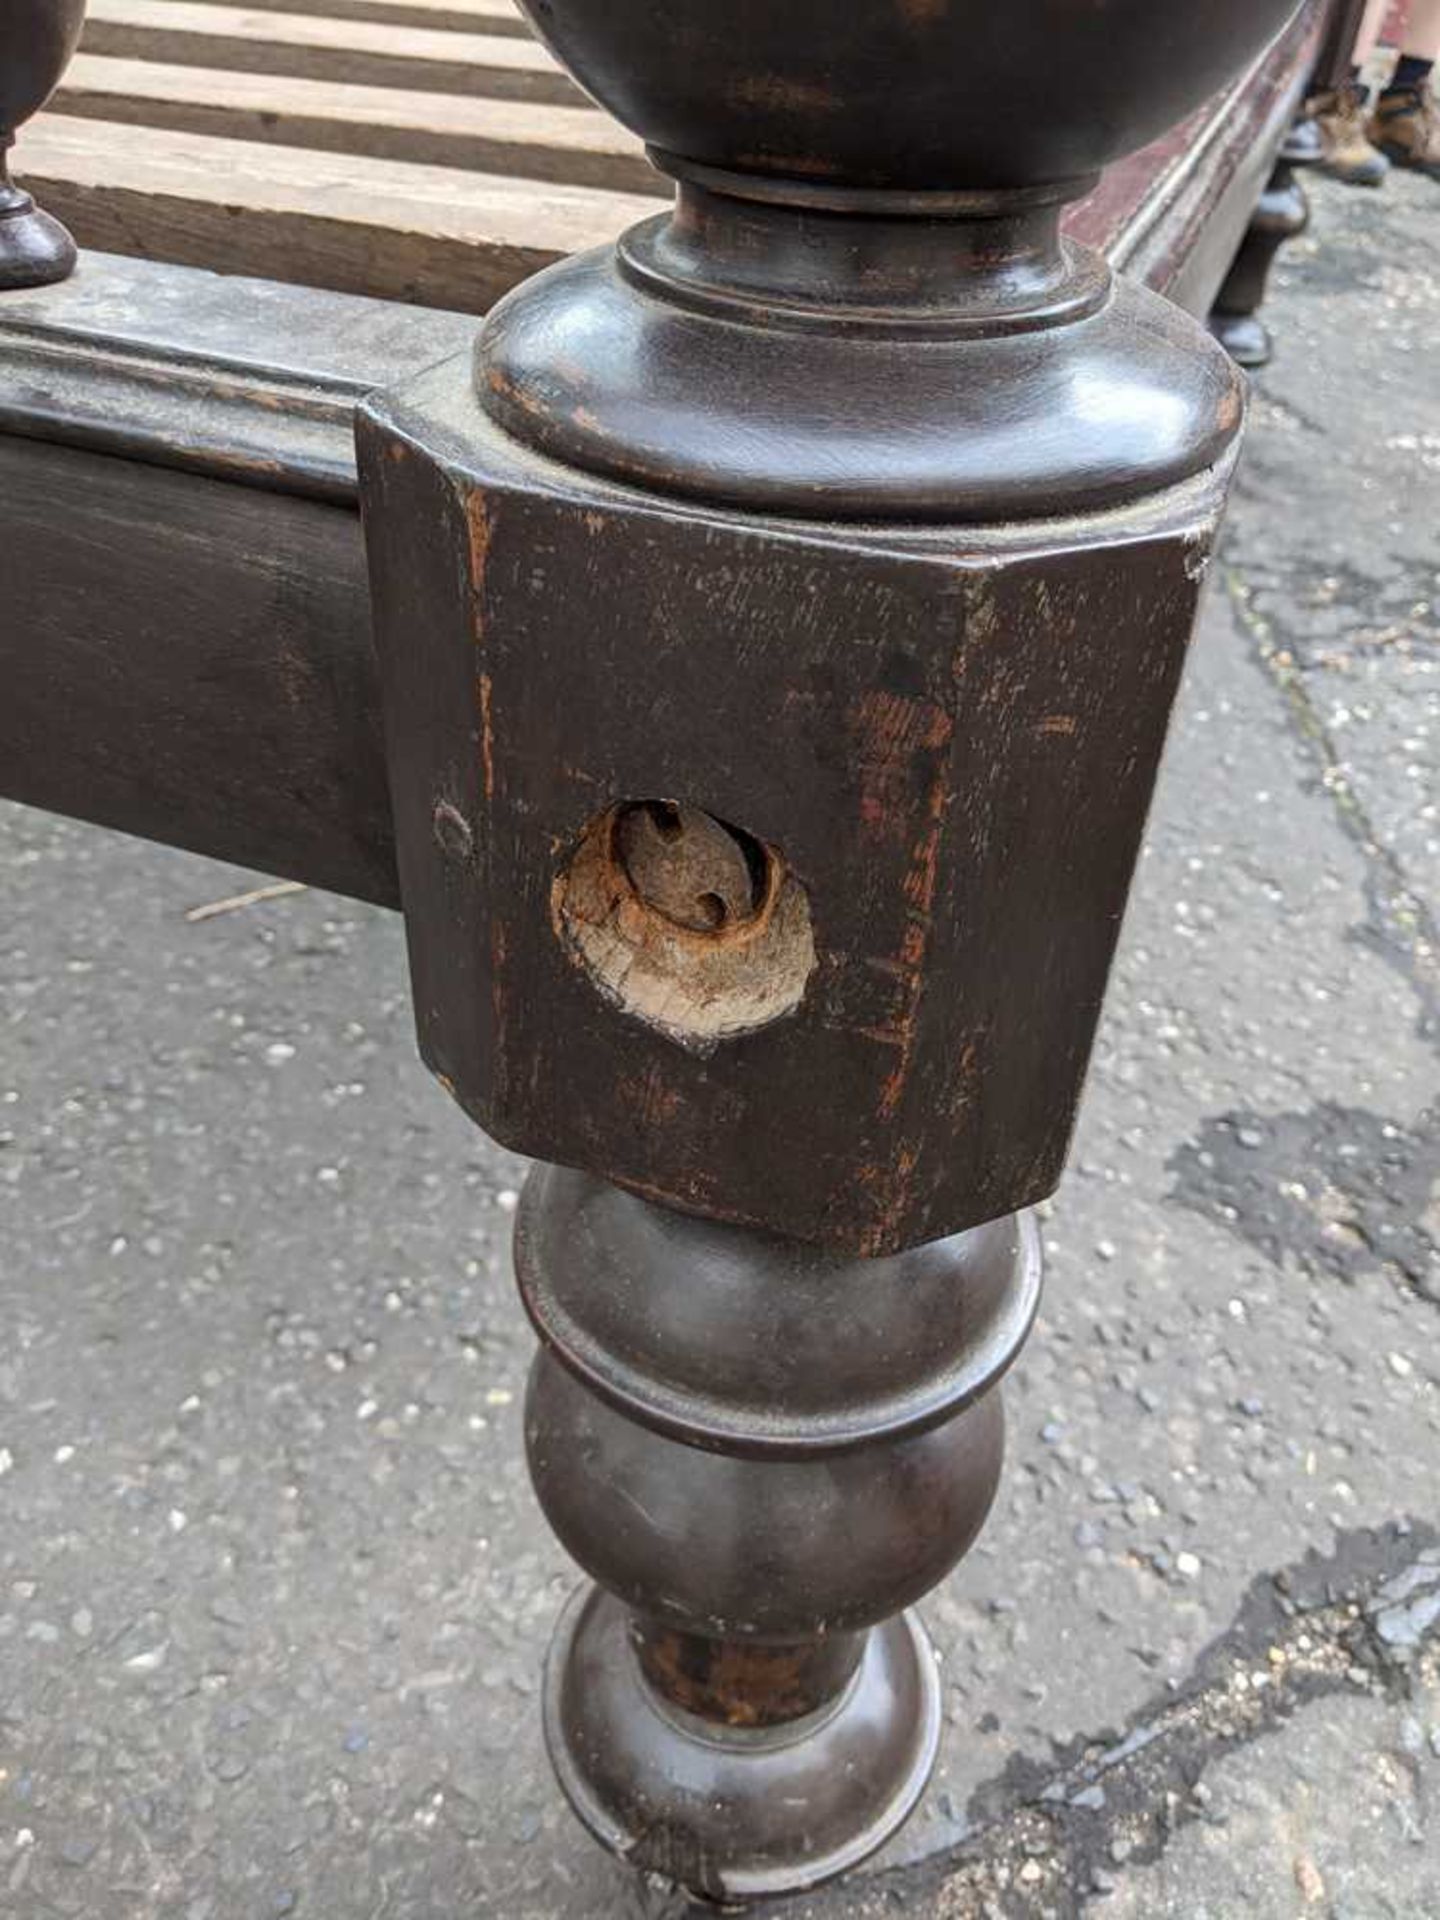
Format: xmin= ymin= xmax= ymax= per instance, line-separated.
xmin=0 ymin=0 xmax=87 ymax=291
xmin=519 ymin=0 xmax=1304 ymax=189
xmin=0 ymin=0 xmax=86 ymax=146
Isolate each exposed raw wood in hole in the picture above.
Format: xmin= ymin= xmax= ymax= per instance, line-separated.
xmin=613 ymin=801 xmax=765 ymax=935
xmin=553 ymin=802 xmax=816 ymax=1051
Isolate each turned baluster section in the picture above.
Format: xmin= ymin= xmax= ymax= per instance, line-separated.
xmin=0 ymin=1 xmax=86 ymax=291
xmin=515 ymin=1166 xmax=1038 ymax=1899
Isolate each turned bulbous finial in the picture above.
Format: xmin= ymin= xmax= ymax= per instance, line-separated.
xmin=519 ymin=0 xmax=1302 ymax=190
xmin=482 ymin=1 xmax=1294 ymax=519
xmin=0 ymin=0 xmax=87 ymax=291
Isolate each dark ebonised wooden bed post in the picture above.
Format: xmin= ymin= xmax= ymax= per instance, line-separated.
xmin=358 ymin=0 xmax=1301 ymax=1899
xmin=0 ymin=1 xmax=85 ymax=289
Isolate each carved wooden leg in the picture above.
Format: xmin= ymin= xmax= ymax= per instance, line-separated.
xmin=516 ymin=1166 xmax=1037 ymax=1898
xmin=358 ymin=0 xmax=1298 ymax=1898
xmin=0 ymin=2 xmax=86 ymax=290
xmin=1209 ymin=121 xmax=1315 ymax=368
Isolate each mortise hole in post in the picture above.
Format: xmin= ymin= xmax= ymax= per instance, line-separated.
xmin=552 ymin=801 xmax=817 ymax=1052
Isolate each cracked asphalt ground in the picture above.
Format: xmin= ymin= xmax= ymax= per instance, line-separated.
xmin=1 ymin=169 xmax=1437 ymax=1920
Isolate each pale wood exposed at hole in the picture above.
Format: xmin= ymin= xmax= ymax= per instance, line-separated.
xmin=82 ymin=0 xmax=584 ymax=104
xmin=554 ymin=811 xmax=817 ymax=1052
xmin=56 ymin=55 xmax=663 ymax=194
xmin=18 ymin=116 xmax=659 ymax=310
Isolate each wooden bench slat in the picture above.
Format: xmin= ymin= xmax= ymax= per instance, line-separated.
xmin=216 ymin=0 xmax=532 ymax=38
xmin=82 ymin=0 xmax=583 ymax=104
xmin=56 ymin=55 xmax=663 ymax=195
xmin=17 ymin=115 xmax=660 ymax=310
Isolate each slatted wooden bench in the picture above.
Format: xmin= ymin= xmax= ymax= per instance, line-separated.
xmin=0 ymin=0 xmax=1334 ymax=1905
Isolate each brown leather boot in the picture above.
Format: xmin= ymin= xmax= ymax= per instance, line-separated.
xmin=1370 ymin=83 xmax=1440 ymax=178
xmin=1309 ymin=86 xmax=1391 ymax=185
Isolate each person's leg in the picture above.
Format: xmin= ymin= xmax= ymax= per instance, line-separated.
xmin=1371 ymin=0 xmax=1440 ymax=174
xmin=1388 ymin=0 xmax=1440 ymax=83
xmin=1397 ymin=0 xmax=1440 ymax=56
xmin=1354 ymin=0 xmax=1398 ymax=68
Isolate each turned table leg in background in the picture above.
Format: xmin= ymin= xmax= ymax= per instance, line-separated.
xmin=1209 ymin=120 xmax=1316 ymax=369
xmin=0 ymin=2 xmax=85 ymax=290
xmin=358 ymin=0 xmax=1298 ymax=1898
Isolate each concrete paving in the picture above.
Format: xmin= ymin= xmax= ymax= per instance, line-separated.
xmin=1 ymin=169 xmax=1437 ymax=1919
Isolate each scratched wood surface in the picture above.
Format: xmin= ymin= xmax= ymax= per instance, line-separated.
xmin=14 ymin=0 xmax=1315 ymax=314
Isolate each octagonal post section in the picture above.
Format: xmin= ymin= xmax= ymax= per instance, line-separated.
xmin=0 ymin=2 xmax=86 ymax=291
xmin=358 ymin=0 xmax=1298 ymax=1898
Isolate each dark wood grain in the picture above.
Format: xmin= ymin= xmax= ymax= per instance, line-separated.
xmin=0 ymin=436 xmax=396 ymax=904
xmin=364 ymin=370 xmax=1232 ymax=1253
xmin=0 ymin=255 xmax=476 ymax=898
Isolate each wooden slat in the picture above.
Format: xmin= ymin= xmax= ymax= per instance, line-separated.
xmin=17 ymin=116 xmax=661 ymax=310
xmin=56 ymin=55 xmax=663 ymax=194
xmin=82 ymin=0 xmax=583 ymax=104
xmin=217 ymin=0 xmax=532 ymax=37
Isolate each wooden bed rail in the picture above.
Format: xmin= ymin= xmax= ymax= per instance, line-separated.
xmin=0 ymin=260 xmax=474 ymax=905
xmin=0 ymin=0 xmax=1321 ymax=1901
